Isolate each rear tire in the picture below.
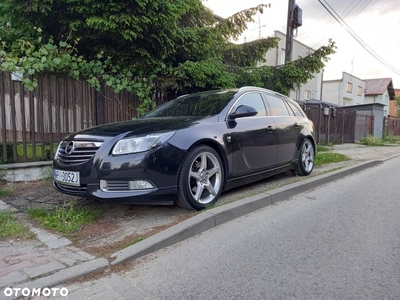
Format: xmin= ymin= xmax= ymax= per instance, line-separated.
xmin=295 ymin=138 xmax=315 ymax=176
xmin=176 ymin=145 xmax=224 ymax=210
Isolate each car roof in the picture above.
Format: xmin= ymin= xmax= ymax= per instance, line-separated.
xmin=177 ymin=86 xmax=295 ymax=104
xmin=238 ymin=86 xmax=292 ymax=101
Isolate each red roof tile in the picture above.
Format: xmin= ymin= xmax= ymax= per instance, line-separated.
xmin=364 ymin=78 xmax=393 ymax=95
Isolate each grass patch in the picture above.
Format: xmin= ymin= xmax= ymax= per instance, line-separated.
xmin=0 ymin=211 xmax=33 ymax=240
xmin=315 ymin=152 xmax=351 ymax=166
xmin=23 ymin=143 xmax=59 ymax=159
xmin=0 ymin=168 xmax=6 ymax=179
xmin=0 ymin=187 xmax=11 ymax=197
xmin=0 ymin=143 xmax=59 ymax=164
xmin=27 ymin=201 xmax=103 ymax=237
xmin=317 ymin=145 xmax=332 ymax=152
xmin=41 ymin=167 xmax=54 ymax=182
xmin=359 ymin=135 xmax=400 ymax=146
xmin=358 ymin=136 xmax=384 ymax=146
xmin=0 ymin=190 xmax=11 ymax=197
xmin=382 ymin=134 xmax=400 ymax=144
xmin=0 ymin=181 xmax=12 ymax=197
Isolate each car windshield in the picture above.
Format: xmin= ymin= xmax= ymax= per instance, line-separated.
xmin=143 ymin=90 xmax=237 ymax=118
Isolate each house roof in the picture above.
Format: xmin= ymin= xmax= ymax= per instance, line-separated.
xmin=364 ymin=78 xmax=395 ymax=99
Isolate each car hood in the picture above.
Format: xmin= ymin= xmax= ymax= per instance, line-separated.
xmin=64 ymin=116 xmax=216 ymax=139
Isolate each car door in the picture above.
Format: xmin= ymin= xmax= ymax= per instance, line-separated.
xmin=264 ymin=95 xmax=302 ymax=165
xmin=227 ymin=92 xmax=277 ymax=176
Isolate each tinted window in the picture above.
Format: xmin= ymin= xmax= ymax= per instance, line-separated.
xmin=286 ymin=101 xmax=305 ymax=117
xmin=143 ymin=90 xmax=236 ymax=118
xmin=230 ymin=93 xmax=267 ymax=117
xmin=265 ymin=96 xmax=290 ymax=116
xmin=283 ymin=100 xmax=295 ymax=116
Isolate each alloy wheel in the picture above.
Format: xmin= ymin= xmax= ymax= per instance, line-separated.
xmin=301 ymin=139 xmax=315 ymax=173
xmin=188 ymin=152 xmax=222 ymax=205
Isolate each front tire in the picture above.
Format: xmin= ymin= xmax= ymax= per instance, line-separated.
xmin=295 ymin=138 xmax=315 ymax=176
xmin=176 ymin=145 xmax=224 ymax=210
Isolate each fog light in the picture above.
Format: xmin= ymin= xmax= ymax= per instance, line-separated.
xmin=129 ymin=180 xmax=154 ymax=190
xmin=100 ymin=180 xmax=108 ymax=191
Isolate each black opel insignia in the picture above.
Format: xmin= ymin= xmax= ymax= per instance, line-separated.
xmin=53 ymin=86 xmax=316 ymax=210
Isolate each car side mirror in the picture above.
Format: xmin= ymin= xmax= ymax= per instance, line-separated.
xmin=227 ymin=105 xmax=258 ymax=121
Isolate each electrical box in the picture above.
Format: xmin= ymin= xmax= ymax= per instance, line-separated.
xmin=293 ymin=6 xmax=303 ymax=28
xmin=323 ymin=107 xmax=330 ymax=116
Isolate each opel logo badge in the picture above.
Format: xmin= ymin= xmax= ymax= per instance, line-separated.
xmin=65 ymin=141 xmax=75 ymax=155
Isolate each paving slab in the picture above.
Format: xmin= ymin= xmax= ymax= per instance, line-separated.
xmin=24 ymin=261 xmax=66 ymax=279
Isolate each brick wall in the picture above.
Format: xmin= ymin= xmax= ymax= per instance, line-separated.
xmin=389 ymin=89 xmax=400 ymax=117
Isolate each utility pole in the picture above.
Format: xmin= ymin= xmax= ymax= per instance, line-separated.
xmin=285 ymin=0 xmax=302 ymax=64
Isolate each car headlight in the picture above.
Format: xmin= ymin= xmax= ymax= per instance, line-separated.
xmin=112 ymin=132 xmax=175 ymax=155
xmin=54 ymin=142 xmax=62 ymax=159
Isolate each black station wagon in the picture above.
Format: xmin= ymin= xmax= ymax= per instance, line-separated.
xmin=53 ymin=87 xmax=316 ymax=210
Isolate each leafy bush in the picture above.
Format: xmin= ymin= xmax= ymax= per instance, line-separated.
xmin=0 ymin=144 xmax=21 ymax=164
xmin=358 ymin=136 xmax=384 ymax=146
xmin=382 ymin=134 xmax=400 ymax=144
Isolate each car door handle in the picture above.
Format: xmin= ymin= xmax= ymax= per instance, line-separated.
xmin=267 ymin=126 xmax=275 ymax=133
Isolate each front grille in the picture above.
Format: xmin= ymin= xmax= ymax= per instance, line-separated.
xmin=105 ymin=181 xmax=130 ymax=191
xmin=55 ymin=182 xmax=87 ymax=194
xmin=56 ymin=141 xmax=103 ymax=165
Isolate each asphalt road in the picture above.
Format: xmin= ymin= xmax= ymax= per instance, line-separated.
xmin=121 ymin=156 xmax=400 ymax=300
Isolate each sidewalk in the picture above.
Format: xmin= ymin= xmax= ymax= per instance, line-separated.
xmin=1 ymin=144 xmax=399 ymax=299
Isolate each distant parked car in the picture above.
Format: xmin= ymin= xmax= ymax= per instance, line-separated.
xmin=53 ymin=87 xmax=315 ymax=210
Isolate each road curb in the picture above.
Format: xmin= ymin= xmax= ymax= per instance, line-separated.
xmin=110 ymin=212 xmax=216 ymax=266
xmin=109 ymin=158 xmax=386 ymax=266
xmin=268 ymin=160 xmax=383 ymax=204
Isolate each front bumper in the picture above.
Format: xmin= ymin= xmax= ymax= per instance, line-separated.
xmin=53 ymin=137 xmax=187 ymax=204
xmin=53 ymin=181 xmax=177 ymax=205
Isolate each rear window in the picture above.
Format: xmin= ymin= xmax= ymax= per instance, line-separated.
xmin=286 ymin=101 xmax=305 ymax=117
xmin=264 ymin=95 xmax=290 ymax=117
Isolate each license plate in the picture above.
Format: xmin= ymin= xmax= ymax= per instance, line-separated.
xmin=54 ymin=169 xmax=80 ymax=186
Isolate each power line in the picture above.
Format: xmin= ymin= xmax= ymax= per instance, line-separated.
xmin=347 ymin=0 xmax=374 ymax=22
xmin=342 ymin=0 xmax=363 ymax=20
xmin=309 ymin=0 xmax=375 ymax=51
xmin=308 ymin=0 xmax=362 ymax=50
xmin=341 ymin=0 xmax=358 ymax=17
xmin=318 ymin=0 xmax=400 ymax=76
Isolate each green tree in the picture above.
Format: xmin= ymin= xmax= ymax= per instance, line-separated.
xmin=0 ymin=0 xmax=336 ymax=114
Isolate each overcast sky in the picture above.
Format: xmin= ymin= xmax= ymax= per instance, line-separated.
xmin=204 ymin=0 xmax=400 ymax=88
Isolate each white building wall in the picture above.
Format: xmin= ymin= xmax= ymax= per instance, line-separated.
xmin=364 ymin=90 xmax=390 ymax=116
xmin=322 ymin=81 xmax=341 ymax=105
xmin=322 ymin=72 xmax=365 ymax=106
xmin=341 ymin=73 xmax=365 ymax=106
xmin=264 ymin=46 xmax=278 ymax=66
xmin=259 ymin=31 xmax=322 ymax=102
